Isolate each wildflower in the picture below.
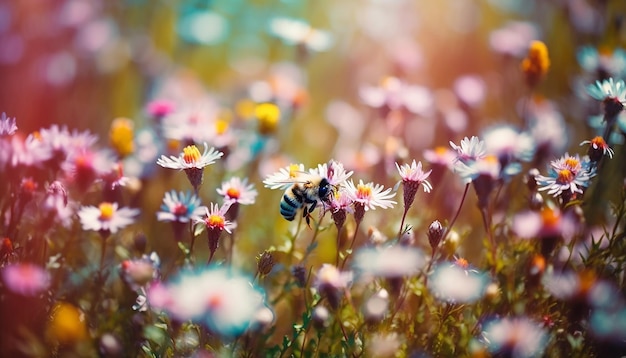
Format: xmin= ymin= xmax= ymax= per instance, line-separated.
xmin=147 ymin=267 xmax=266 ymax=337
xmin=536 ymin=153 xmax=595 ymax=201
xmin=353 ymin=245 xmax=425 ymax=279
xmin=161 ymin=100 xmax=221 ymax=144
xmin=489 ymin=21 xmax=539 ymax=57
xmin=157 ymin=190 xmax=205 ymax=241
xmin=483 ymin=125 xmax=534 ymax=175
xmin=47 ymin=302 xmax=88 ymax=344
xmin=63 ymin=148 xmax=117 ymax=192
xmin=328 ymin=189 xmax=354 ymax=230
xmin=1 ymin=263 xmax=50 ymax=296
xmin=396 ymin=160 xmax=432 ymax=209
xmin=453 ymin=74 xmax=486 ymax=108
xmin=449 ymin=136 xmax=486 ymax=164
xmin=119 ymin=252 xmax=160 ymax=291
xmin=309 ymin=159 xmax=354 ymax=187
xmin=367 ymin=333 xmax=403 ymax=358
xmin=0 ymin=112 xmax=17 ymax=136
xmin=482 ymin=317 xmax=547 ymax=358
xmin=109 ymin=117 xmax=134 ymax=158
xmin=217 ymin=176 xmax=258 ymax=206
xmin=195 ymin=202 xmax=236 ymax=262
xmin=156 ymin=142 xmax=223 ymax=191
xmin=521 ymin=40 xmax=551 ymax=87
xmin=312 ymin=306 xmax=330 ymax=330
xmin=428 ymin=262 xmax=487 ymax=304
xmin=577 ymin=46 xmax=626 ymax=80
xmin=580 ymin=136 xmax=614 ymax=161
xmin=314 ymin=264 xmax=352 ymax=309
xmin=263 ymin=163 xmax=306 ymax=189
xmin=586 ymin=78 xmax=626 ymax=118
xmin=255 ymin=103 xmax=281 ymax=135
xmin=78 ymin=202 xmax=140 ymax=236
xmin=359 ymin=76 xmax=434 ymax=116
xmin=345 ymin=180 xmax=396 ymax=222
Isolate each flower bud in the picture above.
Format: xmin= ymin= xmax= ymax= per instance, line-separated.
xmin=292 ymin=265 xmax=307 ymax=288
xmin=442 ymin=230 xmax=460 ymax=258
xmin=257 ymin=251 xmax=275 ymax=276
xmin=312 ymin=306 xmax=330 ymax=330
xmin=427 ymin=220 xmax=444 ymax=250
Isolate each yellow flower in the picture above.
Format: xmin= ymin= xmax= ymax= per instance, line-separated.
xmin=255 ymin=103 xmax=281 ymax=135
xmin=47 ymin=302 xmax=88 ymax=345
xmin=521 ymin=40 xmax=550 ymax=87
xmin=109 ymin=117 xmax=134 ymax=158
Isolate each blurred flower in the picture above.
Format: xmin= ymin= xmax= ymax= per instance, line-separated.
xmin=109 ymin=117 xmax=134 ymax=158
xmin=483 ymin=125 xmax=534 ymax=176
xmin=119 ymin=252 xmax=160 ymax=291
xmin=78 ymin=202 xmax=139 ymax=235
xmin=586 ymin=78 xmax=626 ymax=118
xmin=521 ymin=40 xmax=550 ymax=87
xmin=47 ymin=302 xmax=88 ymax=345
xmin=147 ymin=266 xmax=266 ymax=337
xmin=363 ymin=289 xmax=389 ymax=323
xmin=157 ymin=143 xmax=223 ymax=191
xmin=513 ymin=207 xmax=577 ymax=247
xmin=217 ymin=177 xmax=258 ymax=206
xmin=0 ymin=112 xmax=17 ymax=136
xmin=489 ymin=21 xmax=539 ymax=57
xmin=423 ymin=146 xmax=456 ymax=169
xmin=353 ymin=245 xmax=425 ymax=279
xmin=453 ymin=75 xmax=486 ymax=108
xmin=62 ymin=148 xmax=117 ymax=192
xmin=427 ymin=220 xmax=444 ymax=250
xmin=367 ymin=333 xmax=402 ymax=358
xmin=580 ymin=136 xmax=614 ymax=161
xmin=577 ymin=46 xmax=626 ymax=80
xmin=450 ymin=136 xmax=486 ymax=164
xmin=161 ymin=99 xmax=220 ymax=143
xmin=359 ymin=77 xmax=434 ymax=116
xmin=269 ymin=17 xmax=333 ymax=53
xmin=482 ymin=317 xmax=547 ymax=358
xmin=255 ymin=103 xmax=281 ymax=135
xmin=263 ymin=163 xmax=306 ymax=189
xmin=428 ymin=261 xmax=487 ymax=304
xmin=526 ymin=96 xmax=569 ymax=159
xmin=1 ymin=263 xmax=50 ymax=296
xmin=146 ymin=99 xmax=176 ymax=119
xmin=315 ymin=264 xmax=352 ymax=309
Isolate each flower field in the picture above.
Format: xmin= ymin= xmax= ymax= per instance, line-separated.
xmin=2 ymin=0 xmax=626 ymax=357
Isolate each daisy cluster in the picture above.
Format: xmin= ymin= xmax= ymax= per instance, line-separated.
xmin=2 ymin=1 xmax=626 ymax=357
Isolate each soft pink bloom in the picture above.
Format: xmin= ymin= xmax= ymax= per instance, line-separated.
xmin=2 ymin=263 xmax=50 ymax=296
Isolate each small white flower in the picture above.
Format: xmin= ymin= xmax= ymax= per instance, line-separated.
xmin=263 ymin=163 xmax=306 ymax=190
xmin=345 ymin=179 xmax=396 ymax=211
xmin=157 ymin=142 xmax=223 ymax=170
xmin=78 ymin=202 xmax=139 ymax=234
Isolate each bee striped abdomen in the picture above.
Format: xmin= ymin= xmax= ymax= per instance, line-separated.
xmin=280 ymin=190 xmax=303 ymax=221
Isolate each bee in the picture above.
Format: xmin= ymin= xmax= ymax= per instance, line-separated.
xmin=279 ymin=174 xmax=335 ymax=226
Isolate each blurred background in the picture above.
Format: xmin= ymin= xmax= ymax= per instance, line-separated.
xmin=2 ymin=0 xmax=626 ymax=267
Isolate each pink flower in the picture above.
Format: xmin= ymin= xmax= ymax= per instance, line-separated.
xmin=2 ymin=263 xmax=50 ymax=296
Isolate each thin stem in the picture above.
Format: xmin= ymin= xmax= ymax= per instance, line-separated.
xmin=441 ymin=183 xmax=470 ymax=243
xmin=302 ymin=216 xmax=325 ymax=262
xmin=335 ymin=225 xmax=343 ymax=267
xmin=398 ymin=206 xmax=410 ymax=241
xmin=341 ymin=219 xmax=362 ymax=270
xmin=189 ymin=221 xmax=196 ymax=258
xmin=229 ymin=230 xmax=236 ymax=266
xmin=480 ymin=206 xmax=496 ymax=273
xmin=99 ymin=237 xmax=107 ymax=271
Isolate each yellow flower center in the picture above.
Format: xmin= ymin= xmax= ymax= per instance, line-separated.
xmin=288 ymin=164 xmax=301 ymax=178
xmin=434 ymin=146 xmax=448 ymax=156
xmin=556 ymin=169 xmax=573 ymax=184
xmin=207 ymin=214 xmax=224 ymax=229
xmin=226 ymin=187 xmax=241 ymax=199
xmin=182 ymin=145 xmax=201 ymax=164
xmin=31 ymin=131 xmax=42 ymax=141
xmin=484 ymin=155 xmax=499 ymax=164
xmin=255 ymin=103 xmax=281 ymax=135
xmin=99 ymin=202 xmax=115 ymax=221
xmin=564 ymin=157 xmax=580 ymax=170
xmin=109 ymin=117 xmax=134 ymax=158
xmin=356 ymin=184 xmax=372 ymax=199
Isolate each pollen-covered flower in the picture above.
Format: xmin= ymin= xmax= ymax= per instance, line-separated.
xmin=263 ymin=163 xmax=306 ymax=189
xmin=157 ymin=142 xmax=223 ymax=191
xmin=1 ymin=263 xmax=50 ymax=296
xmin=482 ymin=317 xmax=547 ymax=358
xmin=147 ymin=266 xmax=266 ymax=338
xmin=78 ymin=202 xmax=139 ymax=235
xmin=536 ymin=153 xmax=595 ymax=199
xmin=196 ymin=202 xmax=236 ymax=262
xmin=0 ymin=112 xmax=17 ymax=136
xmin=217 ymin=177 xmax=258 ymax=205
xmin=580 ymin=136 xmax=614 ymax=161
xmin=345 ymin=179 xmax=396 ymax=211
xmin=521 ymin=40 xmax=550 ymax=87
